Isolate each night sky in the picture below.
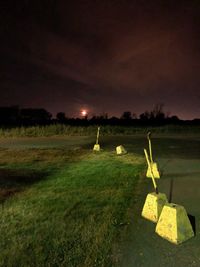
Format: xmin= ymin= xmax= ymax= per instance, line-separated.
xmin=1 ymin=0 xmax=200 ymax=119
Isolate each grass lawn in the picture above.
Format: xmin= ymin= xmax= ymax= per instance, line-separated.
xmin=0 ymin=147 xmax=144 ymax=267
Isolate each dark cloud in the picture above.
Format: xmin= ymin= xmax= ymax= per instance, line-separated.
xmin=1 ymin=0 xmax=200 ymax=118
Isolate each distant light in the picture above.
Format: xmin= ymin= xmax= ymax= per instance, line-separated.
xmin=81 ymin=110 xmax=87 ymax=116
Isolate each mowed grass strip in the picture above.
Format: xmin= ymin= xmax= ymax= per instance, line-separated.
xmin=0 ymin=149 xmax=144 ymax=267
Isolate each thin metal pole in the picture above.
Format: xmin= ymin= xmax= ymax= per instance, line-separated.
xmin=144 ymin=149 xmax=158 ymax=193
xmin=147 ymin=132 xmax=153 ymax=163
xmin=96 ymin=127 xmax=100 ymax=144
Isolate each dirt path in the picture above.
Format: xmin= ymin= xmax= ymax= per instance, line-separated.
xmin=0 ymin=136 xmax=92 ymax=149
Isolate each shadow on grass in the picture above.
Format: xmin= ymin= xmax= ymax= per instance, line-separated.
xmin=0 ymin=168 xmax=49 ymax=204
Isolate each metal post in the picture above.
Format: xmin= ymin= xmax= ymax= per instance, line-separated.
xmin=144 ymin=148 xmax=158 ymax=193
xmin=147 ymin=132 xmax=153 ymax=163
xmin=96 ymin=127 xmax=100 ymax=145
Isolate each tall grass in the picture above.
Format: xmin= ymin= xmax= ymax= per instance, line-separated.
xmin=0 ymin=124 xmax=200 ymax=137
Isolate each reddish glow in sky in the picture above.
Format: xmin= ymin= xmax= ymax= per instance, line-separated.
xmin=81 ymin=110 xmax=88 ymax=117
xmin=1 ymin=0 xmax=200 ymax=119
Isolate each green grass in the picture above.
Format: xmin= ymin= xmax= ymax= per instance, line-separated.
xmin=1 ymin=124 xmax=200 ymax=137
xmin=0 ymin=148 xmax=144 ymax=267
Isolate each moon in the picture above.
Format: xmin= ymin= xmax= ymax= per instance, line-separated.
xmin=81 ymin=110 xmax=87 ymax=116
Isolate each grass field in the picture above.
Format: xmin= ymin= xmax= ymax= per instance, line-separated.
xmin=0 ymin=147 xmax=144 ymax=267
xmin=1 ymin=134 xmax=200 ymax=267
xmin=1 ymin=124 xmax=200 ymax=137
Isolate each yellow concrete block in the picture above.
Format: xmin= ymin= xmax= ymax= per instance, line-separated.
xmin=155 ymin=203 xmax=194 ymax=244
xmin=116 ymin=145 xmax=127 ymax=155
xmin=93 ymin=144 xmax=100 ymax=151
xmin=142 ymin=192 xmax=168 ymax=223
xmin=146 ymin=162 xmax=160 ymax=179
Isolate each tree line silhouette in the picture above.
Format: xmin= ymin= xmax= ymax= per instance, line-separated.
xmin=0 ymin=105 xmax=200 ymax=127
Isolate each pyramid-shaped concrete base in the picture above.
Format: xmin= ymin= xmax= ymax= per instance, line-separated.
xmin=142 ymin=192 xmax=168 ymax=223
xmin=146 ymin=162 xmax=160 ymax=178
xmin=155 ymin=203 xmax=194 ymax=244
xmin=116 ymin=145 xmax=127 ymax=155
xmin=93 ymin=144 xmax=100 ymax=151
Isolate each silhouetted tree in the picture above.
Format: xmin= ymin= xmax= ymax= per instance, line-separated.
xmin=0 ymin=106 xmax=20 ymax=126
xmin=151 ymin=103 xmax=165 ymax=120
xmin=0 ymin=104 xmax=196 ymax=127
xmin=121 ymin=111 xmax=132 ymax=120
xmin=169 ymin=115 xmax=180 ymax=122
xmin=139 ymin=111 xmax=151 ymax=121
xmin=21 ymin=108 xmax=52 ymax=125
xmin=109 ymin=116 xmax=120 ymax=125
xmin=132 ymin=113 xmax=137 ymax=119
xmin=56 ymin=112 xmax=66 ymax=123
